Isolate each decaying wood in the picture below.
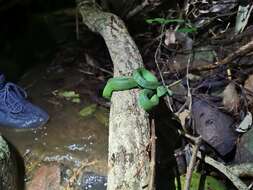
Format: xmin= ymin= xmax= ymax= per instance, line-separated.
xmin=77 ymin=1 xmax=151 ymax=189
xmin=228 ymin=163 xmax=253 ymax=178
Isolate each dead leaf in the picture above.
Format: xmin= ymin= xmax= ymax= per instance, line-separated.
xmin=164 ymin=30 xmax=176 ymax=46
xmin=177 ymin=110 xmax=190 ymax=128
xmin=222 ymin=83 xmax=240 ymax=113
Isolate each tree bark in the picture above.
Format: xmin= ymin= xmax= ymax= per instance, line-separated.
xmin=77 ymin=1 xmax=151 ymax=189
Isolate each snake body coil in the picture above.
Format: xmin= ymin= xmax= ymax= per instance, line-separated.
xmin=103 ymin=68 xmax=172 ymax=111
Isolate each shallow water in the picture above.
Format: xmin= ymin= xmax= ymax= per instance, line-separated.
xmin=0 ymin=64 xmax=109 ymax=189
xmin=80 ymin=172 xmax=107 ymax=190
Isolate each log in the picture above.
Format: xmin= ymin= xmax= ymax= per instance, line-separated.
xmin=77 ymin=1 xmax=151 ymax=189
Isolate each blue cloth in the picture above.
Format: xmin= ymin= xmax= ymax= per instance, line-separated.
xmin=0 ymin=74 xmax=49 ymax=128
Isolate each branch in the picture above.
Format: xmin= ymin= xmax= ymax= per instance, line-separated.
xmin=125 ymin=0 xmax=149 ymax=19
xmin=196 ymin=39 xmax=253 ymax=71
xmin=77 ymin=1 xmax=151 ymax=189
xmin=184 ymin=137 xmax=202 ymax=190
xmin=197 ymin=152 xmax=248 ymax=190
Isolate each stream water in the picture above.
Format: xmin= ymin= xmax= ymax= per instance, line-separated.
xmin=0 ymin=64 xmax=108 ymax=189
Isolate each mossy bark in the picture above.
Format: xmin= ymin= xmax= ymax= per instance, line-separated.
xmin=0 ymin=136 xmax=18 ymax=190
xmin=77 ymin=1 xmax=151 ymax=189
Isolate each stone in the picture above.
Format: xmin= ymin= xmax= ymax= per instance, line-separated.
xmin=27 ymin=164 xmax=61 ymax=190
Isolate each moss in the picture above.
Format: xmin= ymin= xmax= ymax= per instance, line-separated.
xmin=0 ymin=136 xmax=10 ymax=160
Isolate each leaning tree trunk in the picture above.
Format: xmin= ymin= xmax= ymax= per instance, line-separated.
xmin=77 ymin=1 xmax=151 ymax=189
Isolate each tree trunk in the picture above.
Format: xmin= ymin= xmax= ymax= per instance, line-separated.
xmin=77 ymin=1 xmax=151 ymax=189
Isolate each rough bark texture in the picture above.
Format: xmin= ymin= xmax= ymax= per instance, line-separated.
xmin=77 ymin=1 xmax=151 ymax=189
xmin=0 ymin=135 xmax=18 ymax=190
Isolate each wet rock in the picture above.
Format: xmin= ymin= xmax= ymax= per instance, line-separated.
xmin=80 ymin=172 xmax=107 ymax=190
xmin=192 ymin=99 xmax=238 ymax=156
xmin=27 ymin=164 xmax=61 ymax=190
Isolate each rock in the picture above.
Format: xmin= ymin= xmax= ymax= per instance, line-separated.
xmin=27 ymin=164 xmax=61 ymax=190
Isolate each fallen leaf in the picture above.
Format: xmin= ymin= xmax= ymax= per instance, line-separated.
xmin=164 ymin=30 xmax=176 ymax=46
xmin=79 ymin=104 xmax=97 ymax=117
xmin=177 ymin=110 xmax=190 ymax=128
xmin=222 ymin=83 xmax=240 ymax=113
xmin=58 ymin=91 xmax=80 ymax=98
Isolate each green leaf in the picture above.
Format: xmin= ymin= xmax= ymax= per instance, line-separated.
xmin=79 ymin=104 xmax=97 ymax=117
xmin=58 ymin=91 xmax=80 ymax=98
xmin=177 ymin=27 xmax=197 ymax=33
xmin=71 ymin=98 xmax=81 ymax=103
xmin=175 ymin=172 xmax=226 ymax=190
xmin=146 ymin=18 xmax=185 ymax=25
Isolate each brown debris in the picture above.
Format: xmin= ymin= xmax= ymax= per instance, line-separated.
xmin=222 ymin=83 xmax=240 ymax=113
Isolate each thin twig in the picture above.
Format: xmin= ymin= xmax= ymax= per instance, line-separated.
xmin=85 ymin=54 xmax=113 ymax=75
xmin=184 ymin=137 xmax=202 ymax=190
xmin=65 ymin=160 xmax=97 ymax=190
xmin=75 ymin=7 xmax=80 ymax=40
xmin=165 ymin=38 xmax=253 ymax=75
xmin=126 ymin=0 xmax=149 ymax=19
xmin=148 ymin=119 xmax=156 ymax=190
xmin=211 ymin=26 xmax=253 ymax=45
xmin=186 ymin=53 xmax=193 ymax=111
xmin=154 ymin=24 xmax=174 ymax=112
xmin=197 ymin=152 xmax=248 ymax=190
xmin=196 ymin=39 xmax=253 ymax=71
xmin=219 ymin=39 xmax=253 ymax=64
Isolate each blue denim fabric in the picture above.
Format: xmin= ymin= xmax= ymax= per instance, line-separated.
xmin=0 ymin=74 xmax=49 ymax=128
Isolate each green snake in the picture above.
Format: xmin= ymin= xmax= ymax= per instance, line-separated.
xmin=102 ymin=68 xmax=172 ymax=111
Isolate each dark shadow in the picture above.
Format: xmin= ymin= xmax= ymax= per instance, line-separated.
xmin=151 ymin=99 xmax=182 ymax=190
